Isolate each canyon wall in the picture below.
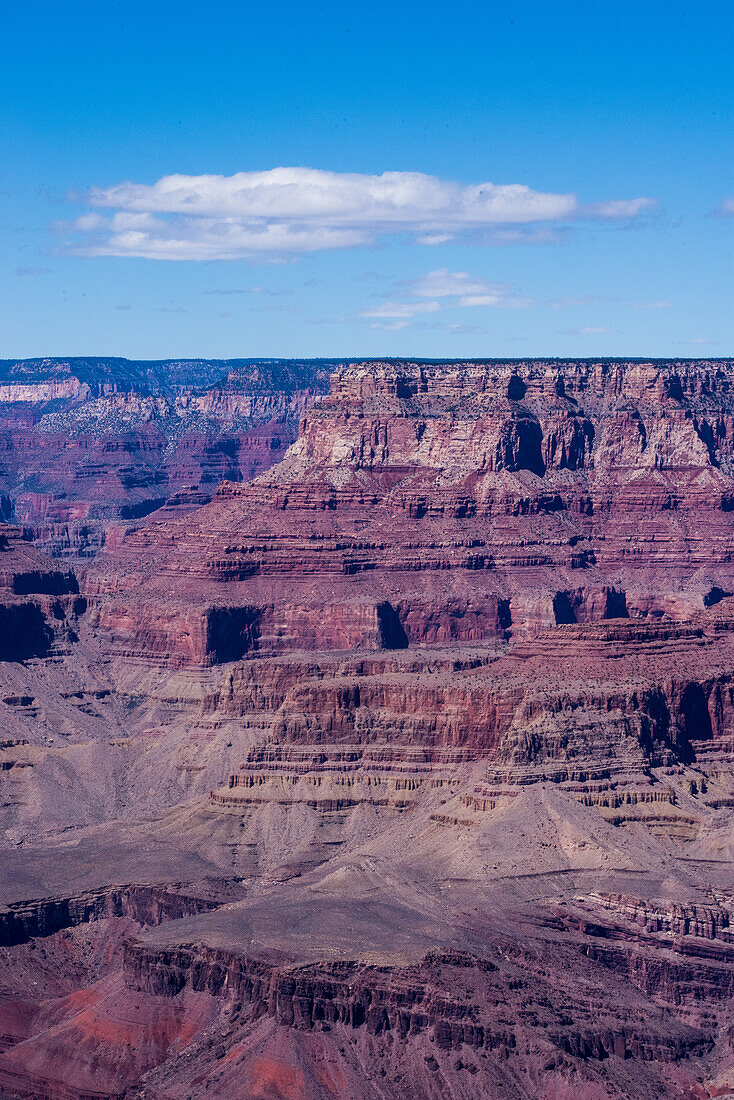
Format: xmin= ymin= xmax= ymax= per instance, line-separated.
xmin=0 ymin=357 xmax=335 ymax=557
xmin=1 ymin=358 xmax=734 ymax=1100
xmin=86 ymin=357 xmax=734 ymax=662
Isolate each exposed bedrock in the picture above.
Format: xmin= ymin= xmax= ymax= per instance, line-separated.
xmin=0 ymin=905 xmax=229 ymax=1100
xmin=198 ymin=636 xmax=733 ymax=764
xmin=581 ymin=892 xmax=733 ymax=941
xmin=83 ymin=358 xmax=734 ymax=665
xmin=0 ymin=883 xmax=222 ymax=947
xmin=86 ymin=592 xmax=515 ymax=664
xmin=2 ymin=907 xmax=719 ymax=1100
xmin=3 ymin=360 xmax=734 ymax=1099
xmin=0 ymin=357 xmax=334 ymax=558
xmin=122 ymin=929 xmax=717 ymax=1067
xmin=0 ymin=526 xmax=84 ymax=658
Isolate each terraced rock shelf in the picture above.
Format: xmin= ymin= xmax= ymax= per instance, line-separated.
xmin=1 ymin=358 xmax=734 ymax=1099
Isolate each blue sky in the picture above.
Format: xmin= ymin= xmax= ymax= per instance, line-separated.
xmin=2 ymin=0 xmax=732 ymax=360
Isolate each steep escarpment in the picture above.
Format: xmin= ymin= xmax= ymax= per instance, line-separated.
xmin=0 ymin=526 xmax=83 ymax=659
xmin=0 ymin=357 xmax=335 ymax=557
xmin=0 ymin=885 xmax=237 ymax=1100
xmin=0 ymin=882 xmax=224 ymax=947
xmin=86 ymin=358 xmax=734 ymax=663
xmin=3 ymin=359 xmax=734 ymax=1099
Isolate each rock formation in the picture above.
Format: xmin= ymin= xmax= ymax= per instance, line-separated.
xmin=0 ymin=357 xmax=333 ymax=557
xmin=1 ymin=358 xmax=734 ymax=1099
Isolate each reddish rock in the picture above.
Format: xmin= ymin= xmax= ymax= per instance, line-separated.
xmin=2 ymin=358 xmax=734 ymax=1100
xmin=0 ymin=357 xmax=332 ymax=558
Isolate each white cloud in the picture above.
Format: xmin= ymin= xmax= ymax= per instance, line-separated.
xmin=358 ymin=300 xmax=441 ymax=319
xmin=713 ymin=198 xmax=734 ymax=216
xmin=369 ymin=320 xmax=410 ymax=331
xmin=426 ymin=321 xmax=489 ymax=335
xmin=71 ymin=215 xmax=368 ymax=259
xmin=73 ymin=212 xmax=106 ymax=230
xmin=582 ymin=198 xmax=658 ymax=218
xmin=88 ymin=169 xmax=577 ymax=224
xmin=406 ymin=268 xmax=533 ymax=308
xmin=458 ymin=294 xmax=506 ymax=307
xmin=408 ymin=269 xmax=494 ymax=298
xmin=562 ymin=325 xmax=620 ymax=335
xmin=352 ymin=268 xmax=534 ymax=330
xmin=415 ymin=233 xmax=453 ymax=245
xmin=63 ymin=167 xmax=657 ymax=260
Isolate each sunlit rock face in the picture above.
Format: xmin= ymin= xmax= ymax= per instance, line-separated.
xmin=86 ymin=357 xmax=734 ymax=662
xmin=2 ymin=358 xmax=734 ymax=1100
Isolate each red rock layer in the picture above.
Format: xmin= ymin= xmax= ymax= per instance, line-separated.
xmin=0 ymin=358 xmax=332 ymax=558
xmin=0 ymin=526 xmax=84 ymax=659
xmin=2 ymin=358 xmax=734 ymax=1100
xmin=85 ymin=358 xmax=734 ymax=664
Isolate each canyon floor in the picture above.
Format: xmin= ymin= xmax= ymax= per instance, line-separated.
xmin=1 ymin=357 xmax=734 ymax=1099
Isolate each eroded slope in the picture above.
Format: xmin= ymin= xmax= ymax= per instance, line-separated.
xmin=1 ymin=359 xmax=734 ymax=1099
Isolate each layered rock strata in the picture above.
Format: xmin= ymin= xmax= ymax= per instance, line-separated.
xmin=0 ymin=357 xmax=334 ymax=557
xmin=0 ymin=526 xmax=84 ymax=659
xmin=86 ymin=358 xmax=734 ymax=662
xmin=1 ymin=359 xmax=734 ymax=1098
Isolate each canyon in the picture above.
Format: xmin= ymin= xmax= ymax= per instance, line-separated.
xmin=0 ymin=357 xmax=334 ymax=558
xmin=1 ymin=357 xmax=734 ymax=1099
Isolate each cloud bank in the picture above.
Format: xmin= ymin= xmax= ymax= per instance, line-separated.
xmin=63 ymin=167 xmax=656 ymax=260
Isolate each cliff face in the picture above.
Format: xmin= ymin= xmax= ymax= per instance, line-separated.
xmin=85 ymin=358 xmax=734 ymax=662
xmin=0 ymin=526 xmax=84 ymax=659
xmin=2 ymin=359 xmax=734 ymax=1100
xmin=0 ymin=357 xmax=334 ymax=557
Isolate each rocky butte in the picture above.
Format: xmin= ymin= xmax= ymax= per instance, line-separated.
xmin=0 ymin=357 xmax=733 ymax=1100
